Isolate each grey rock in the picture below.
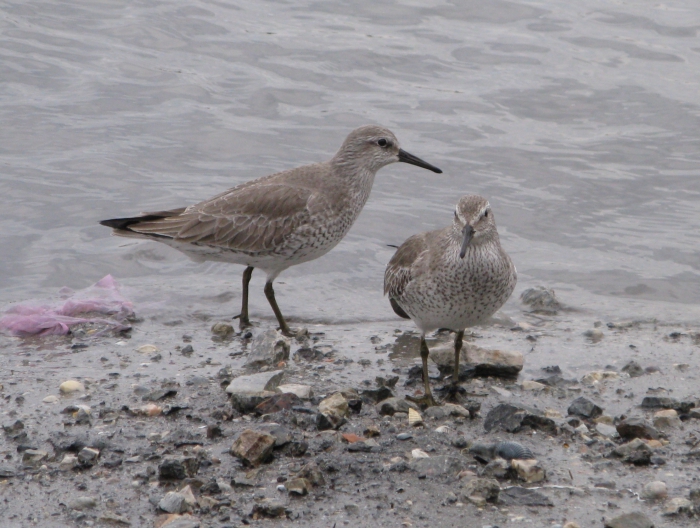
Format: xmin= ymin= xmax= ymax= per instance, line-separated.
xmin=315 ymin=412 xmax=346 ymax=431
xmin=396 ymin=433 xmax=413 ymax=441
xmin=250 ymin=500 xmax=287 ymax=518
xmin=22 ymin=449 xmax=48 ymax=468
xmin=0 ymin=465 xmax=16 ymax=478
xmin=500 ymin=487 xmax=553 ymax=507
xmin=610 ymin=439 xmax=652 ymax=466
xmin=158 ymin=491 xmax=189 ymax=514
xmin=604 ymin=511 xmax=654 ymax=528
xmin=478 ymin=458 xmax=511 ymax=479
xmin=616 ymin=418 xmax=660 ymax=440
xmin=141 ymin=389 xmax=177 ymax=401
xmin=621 ymin=361 xmax=645 ymax=378
xmin=225 ymin=370 xmax=285 ymax=394
xmin=567 ymin=396 xmax=603 ymax=419
xmin=641 ymin=481 xmax=667 ymax=501
xmin=484 ymin=403 xmax=557 ymax=434
xmin=462 ymin=477 xmax=500 ymax=504
xmin=230 ymin=429 xmax=275 ymax=467
xmin=285 ymin=477 xmax=311 ymax=496
xmin=662 ymin=497 xmax=693 ymax=516
xmin=244 ymin=329 xmax=290 ymax=370
xmin=409 ymin=455 xmax=467 ymax=477
xmin=641 ymin=396 xmax=694 ymax=413
xmin=295 ymin=461 xmax=325 ymax=487
xmin=68 ymin=496 xmax=98 ymax=511
xmin=596 ymin=423 xmax=619 ymax=438
xmin=520 ymin=286 xmax=562 ymax=314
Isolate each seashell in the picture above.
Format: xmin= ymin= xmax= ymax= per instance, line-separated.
xmin=494 ymin=441 xmax=534 ymax=461
xmin=408 ymin=408 xmax=423 ymax=426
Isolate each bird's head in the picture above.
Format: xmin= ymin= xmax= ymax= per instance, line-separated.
xmin=453 ymin=194 xmax=498 ymax=257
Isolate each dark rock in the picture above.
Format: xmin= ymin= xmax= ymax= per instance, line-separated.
xmin=375 ymin=375 xmax=399 ymax=388
xmin=604 ymin=511 xmax=654 ymax=528
xmin=142 ymin=389 xmax=177 ymax=402
xmin=315 ymin=412 xmax=346 ymax=431
xmin=0 ymin=466 xmax=16 ymax=478
xmin=288 ymin=441 xmax=308 ymax=457
xmin=409 ymin=455 xmax=467 ymax=478
xmin=541 ymin=365 xmax=562 ymax=374
xmin=347 ymin=398 xmax=363 ymax=413
xmin=520 ymin=286 xmax=562 ymax=314
xmin=484 ymin=404 xmax=557 ymax=434
xmin=478 ymin=458 xmax=511 ymax=479
xmin=500 ymin=487 xmax=553 ymax=507
xmin=2 ymin=420 xmax=27 ymax=442
xmin=377 ymin=397 xmax=417 ymax=416
xmin=621 ymin=361 xmax=645 ymax=378
xmin=230 ymin=430 xmax=275 ymax=467
xmin=255 ymin=392 xmax=301 ymax=415
xmin=206 ymin=424 xmax=223 ymax=439
xmin=535 ymin=375 xmax=577 ymax=387
xmin=180 ymin=344 xmax=194 ymax=356
xmin=616 ymin=418 xmax=660 ymax=440
xmin=159 ymin=459 xmax=187 ymax=480
xmin=166 ymin=429 xmax=203 ymax=447
xmin=470 ymin=441 xmax=534 ymax=463
xmin=295 ymin=461 xmax=325 ymax=487
xmin=78 ymin=447 xmax=100 ymax=467
xmin=251 ymin=500 xmax=288 ymax=519
xmin=102 ymin=456 xmax=123 ymax=469
xmin=262 ymin=426 xmax=291 ymax=447
xmin=567 ymin=396 xmax=603 ymax=419
xmin=610 ymin=439 xmax=652 ymax=466
xmin=360 ymin=386 xmax=394 ymax=403
xmin=641 ymin=396 xmax=694 ymax=413
xmin=200 ymin=479 xmax=221 ymax=495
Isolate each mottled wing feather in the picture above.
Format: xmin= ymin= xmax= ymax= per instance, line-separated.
xmin=127 ymin=182 xmax=319 ymax=253
xmin=384 ymin=233 xmax=429 ymax=298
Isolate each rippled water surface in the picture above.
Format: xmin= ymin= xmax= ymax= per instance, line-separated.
xmin=2 ymin=0 xmax=700 ymax=324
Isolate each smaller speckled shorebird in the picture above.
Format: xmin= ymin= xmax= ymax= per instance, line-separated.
xmin=384 ymin=194 xmax=517 ymax=406
xmin=100 ymin=126 xmax=442 ymax=336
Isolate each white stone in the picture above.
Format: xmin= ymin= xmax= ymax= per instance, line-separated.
xmin=136 ymin=344 xmax=159 ymax=354
xmin=59 ymin=380 xmax=85 ymax=394
xmin=225 ymin=370 xmax=285 ymax=394
xmin=411 ymin=449 xmax=430 ymax=459
xmin=641 ymin=481 xmax=667 ymax=501
xmin=276 ymin=384 xmax=313 ymax=399
xmin=42 ymin=395 xmax=59 ymax=403
xmin=521 ymin=380 xmax=546 ymax=391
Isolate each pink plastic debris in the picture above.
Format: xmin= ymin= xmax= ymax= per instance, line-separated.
xmin=0 ymin=275 xmax=134 ymax=337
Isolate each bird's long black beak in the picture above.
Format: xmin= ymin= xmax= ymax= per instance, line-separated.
xmin=459 ymin=225 xmax=474 ymax=258
xmin=398 ymin=149 xmax=442 ymax=173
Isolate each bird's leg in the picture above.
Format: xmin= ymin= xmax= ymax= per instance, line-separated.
xmin=264 ymin=280 xmax=293 ymax=337
xmin=453 ymin=330 xmax=464 ymax=386
xmin=234 ymin=266 xmax=254 ymax=330
xmin=437 ymin=330 xmax=467 ymax=402
xmin=407 ymin=335 xmax=439 ymax=408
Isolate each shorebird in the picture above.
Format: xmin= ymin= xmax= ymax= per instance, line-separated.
xmin=100 ymin=125 xmax=442 ymax=336
xmin=384 ymin=194 xmax=516 ymax=406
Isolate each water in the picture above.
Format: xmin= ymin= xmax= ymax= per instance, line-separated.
xmin=2 ymin=0 xmax=700 ymax=326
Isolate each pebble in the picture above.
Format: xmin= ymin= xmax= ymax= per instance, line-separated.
xmin=511 ymin=458 xmax=545 ymax=483
xmin=276 ymin=384 xmax=313 ymax=399
xmin=68 ymin=496 xmax=98 ymax=511
xmin=662 ymin=497 xmax=693 ymax=516
xmin=616 ymin=417 xmax=660 ymax=440
xmin=568 ymin=396 xmax=603 ymax=419
xmin=640 ymin=481 xmax=667 ymax=501
xmin=520 ymin=286 xmax=562 ymax=314
xmin=396 ymin=433 xmax=413 ymax=441
xmin=230 ymin=429 xmax=275 ymax=467
xmin=135 ymin=344 xmax=158 ymax=354
xmin=583 ymin=328 xmax=604 ymax=342
xmin=210 ymin=322 xmax=234 ymax=338
xmin=42 ymin=395 xmax=58 ymax=403
xmin=653 ymin=409 xmax=681 ymax=429
xmin=411 ymin=449 xmax=430 ymax=459
xmin=434 ymin=425 xmax=451 ymax=434
xmin=318 ymin=392 xmax=349 ymax=418
xmin=285 ymin=477 xmax=311 ymax=496
xmin=596 ymin=423 xmax=619 ymax=438
xmin=244 ymin=329 xmax=290 ymax=369
xmin=521 ymin=380 xmax=545 ymax=391
xmin=158 ymin=491 xmax=190 ymax=514
xmin=581 ymin=371 xmax=618 ymax=385
xmin=59 ymin=380 xmax=85 ymax=394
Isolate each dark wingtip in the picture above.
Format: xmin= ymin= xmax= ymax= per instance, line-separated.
xmin=389 ymin=297 xmax=411 ymax=319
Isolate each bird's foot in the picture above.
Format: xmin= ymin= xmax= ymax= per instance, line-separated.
xmin=279 ymin=326 xmax=308 ymax=339
xmin=232 ymin=314 xmax=253 ymax=333
xmin=435 ymin=383 xmax=467 ymax=403
xmin=406 ymin=393 xmax=440 ymax=409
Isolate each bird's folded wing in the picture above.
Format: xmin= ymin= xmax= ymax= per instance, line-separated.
xmin=384 ymin=233 xmax=429 ymax=298
xmin=128 ymin=184 xmax=319 ymax=253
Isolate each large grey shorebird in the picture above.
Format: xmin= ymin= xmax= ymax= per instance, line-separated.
xmin=384 ymin=194 xmax=516 ymax=406
xmin=100 ymin=125 xmax=442 ymax=336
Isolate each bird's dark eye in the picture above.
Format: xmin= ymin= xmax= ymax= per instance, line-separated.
xmin=377 ymin=138 xmax=388 ymax=147
xmin=484 ymin=210 xmax=489 ymax=218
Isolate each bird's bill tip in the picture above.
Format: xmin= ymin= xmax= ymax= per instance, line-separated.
xmin=397 ymin=148 xmax=442 ymax=173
